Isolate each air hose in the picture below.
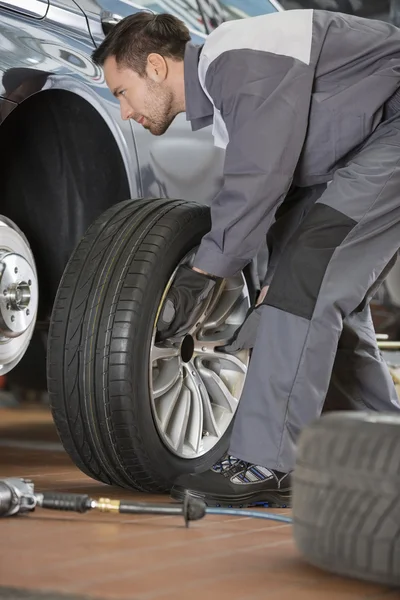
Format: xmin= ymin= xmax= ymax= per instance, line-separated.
xmin=206 ymin=508 xmax=292 ymax=523
xmin=0 ymin=478 xmax=292 ymax=525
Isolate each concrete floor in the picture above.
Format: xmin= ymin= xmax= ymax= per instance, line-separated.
xmin=0 ymin=406 xmax=398 ymax=600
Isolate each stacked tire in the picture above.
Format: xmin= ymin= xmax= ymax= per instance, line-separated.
xmin=292 ymin=411 xmax=400 ymax=587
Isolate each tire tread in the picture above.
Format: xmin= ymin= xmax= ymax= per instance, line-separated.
xmin=293 ymin=413 xmax=400 ymax=586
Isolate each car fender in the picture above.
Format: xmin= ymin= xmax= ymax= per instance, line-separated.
xmin=0 ymin=5 xmax=140 ymax=197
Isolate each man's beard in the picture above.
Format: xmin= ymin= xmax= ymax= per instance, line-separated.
xmin=147 ymin=114 xmax=175 ymax=136
xmin=146 ymin=82 xmax=176 ymax=136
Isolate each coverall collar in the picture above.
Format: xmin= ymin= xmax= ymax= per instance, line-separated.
xmin=184 ymin=42 xmax=214 ymax=131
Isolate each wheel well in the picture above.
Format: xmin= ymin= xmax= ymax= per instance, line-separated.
xmin=0 ymin=89 xmax=131 ymax=321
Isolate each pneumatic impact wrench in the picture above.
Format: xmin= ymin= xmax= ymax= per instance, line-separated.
xmin=0 ymin=477 xmax=207 ymax=526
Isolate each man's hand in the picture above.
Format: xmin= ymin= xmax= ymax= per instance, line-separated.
xmin=217 ymin=285 xmax=269 ymax=353
xmin=157 ymin=265 xmax=220 ymax=342
xmin=192 ymin=266 xmax=211 ymax=276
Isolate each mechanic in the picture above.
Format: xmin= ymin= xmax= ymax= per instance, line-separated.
xmin=93 ymin=9 xmax=400 ymax=508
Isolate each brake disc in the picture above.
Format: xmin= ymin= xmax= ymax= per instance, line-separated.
xmin=0 ymin=216 xmax=38 ymax=375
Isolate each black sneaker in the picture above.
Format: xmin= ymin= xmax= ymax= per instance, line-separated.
xmin=171 ymin=456 xmax=291 ymax=508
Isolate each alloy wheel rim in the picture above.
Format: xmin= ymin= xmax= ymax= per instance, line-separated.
xmin=149 ymin=252 xmax=250 ymax=459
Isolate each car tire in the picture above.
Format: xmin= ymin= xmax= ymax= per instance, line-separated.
xmin=292 ymin=411 xmax=400 ymax=587
xmin=47 ymin=198 xmax=251 ymax=492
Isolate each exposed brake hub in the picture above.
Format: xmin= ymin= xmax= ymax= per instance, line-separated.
xmin=0 ymin=251 xmax=38 ymax=339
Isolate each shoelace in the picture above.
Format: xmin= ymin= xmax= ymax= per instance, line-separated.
xmin=212 ymin=455 xmax=237 ymax=472
xmin=213 ymin=455 xmax=284 ymax=485
xmin=212 ymin=455 xmax=249 ymax=477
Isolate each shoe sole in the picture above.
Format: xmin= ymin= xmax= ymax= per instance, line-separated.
xmin=171 ymin=485 xmax=292 ymax=509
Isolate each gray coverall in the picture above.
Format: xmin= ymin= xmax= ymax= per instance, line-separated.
xmin=184 ymin=9 xmax=400 ymax=472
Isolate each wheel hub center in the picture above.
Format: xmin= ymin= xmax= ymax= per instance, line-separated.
xmin=0 ymin=251 xmax=38 ymax=338
xmin=6 ymin=282 xmax=31 ymax=311
xmin=180 ymin=335 xmax=194 ymax=363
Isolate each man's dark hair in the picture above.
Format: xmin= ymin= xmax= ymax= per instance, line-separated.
xmin=92 ymin=12 xmax=191 ymax=76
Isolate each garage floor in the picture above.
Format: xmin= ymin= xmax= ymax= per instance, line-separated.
xmin=0 ymin=406 xmax=398 ymax=600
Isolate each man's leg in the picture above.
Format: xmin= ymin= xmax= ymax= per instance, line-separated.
xmin=263 ymin=184 xmax=327 ymax=286
xmin=266 ymin=191 xmax=399 ymax=414
xmin=230 ymin=183 xmax=399 ymax=414
xmin=223 ymin=184 xmax=326 ymax=349
xmin=172 ymin=115 xmax=400 ymax=506
xmin=324 ymin=271 xmax=399 ymax=413
xmin=229 ymin=118 xmax=400 ymax=475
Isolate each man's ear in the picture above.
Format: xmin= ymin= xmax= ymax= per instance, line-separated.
xmin=147 ymin=53 xmax=168 ymax=82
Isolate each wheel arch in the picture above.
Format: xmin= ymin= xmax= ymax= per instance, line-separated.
xmin=0 ymin=84 xmax=135 ymax=320
xmin=47 ymin=76 xmax=140 ymax=198
xmin=1 ymin=71 xmax=140 ymax=199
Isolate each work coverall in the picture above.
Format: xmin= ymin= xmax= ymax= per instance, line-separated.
xmin=184 ymin=9 xmax=400 ymax=473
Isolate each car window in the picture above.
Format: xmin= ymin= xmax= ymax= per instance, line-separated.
xmin=216 ymin=0 xmax=280 ymax=20
xmin=135 ymin=1 xmax=208 ymax=33
xmin=196 ymin=0 xmax=280 ymax=30
xmin=132 ymin=0 xmax=280 ymax=36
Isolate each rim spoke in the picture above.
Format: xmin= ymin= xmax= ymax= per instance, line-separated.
xmin=186 ymin=293 xmax=215 ymax=334
xmin=156 ymin=377 xmax=183 ymax=429
xmin=152 ymin=357 xmax=181 ymax=399
xmin=196 ymin=348 xmax=248 ymax=375
xmin=184 ymin=362 xmax=220 ymax=439
xmin=151 ymin=344 xmax=180 ymax=362
xmin=196 ymin=324 xmax=242 ymax=348
xmin=166 ymin=386 xmax=191 ymax=454
xmin=200 ymin=384 xmax=221 ymax=439
xmin=197 ymin=363 xmax=238 ymax=413
xmin=200 ymin=280 xmax=226 ymax=323
xmin=203 ymin=280 xmax=245 ymax=331
xmin=181 ymin=368 xmax=204 ymax=454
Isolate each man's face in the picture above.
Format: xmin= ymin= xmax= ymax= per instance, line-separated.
xmin=104 ymin=56 xmax=176 ymax=136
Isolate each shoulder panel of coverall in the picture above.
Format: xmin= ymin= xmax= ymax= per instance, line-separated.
xmin=197 ymin=10 xmax=314 ymax=148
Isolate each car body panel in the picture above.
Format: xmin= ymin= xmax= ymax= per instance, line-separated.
xmin=0 ymin=1 xmax=141 ymax=197
xmin=0 ymin=0 xmax=49 ymax=18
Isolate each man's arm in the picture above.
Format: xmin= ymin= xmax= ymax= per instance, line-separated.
xmin=193 ymin=51 xmax=314 ymax=278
